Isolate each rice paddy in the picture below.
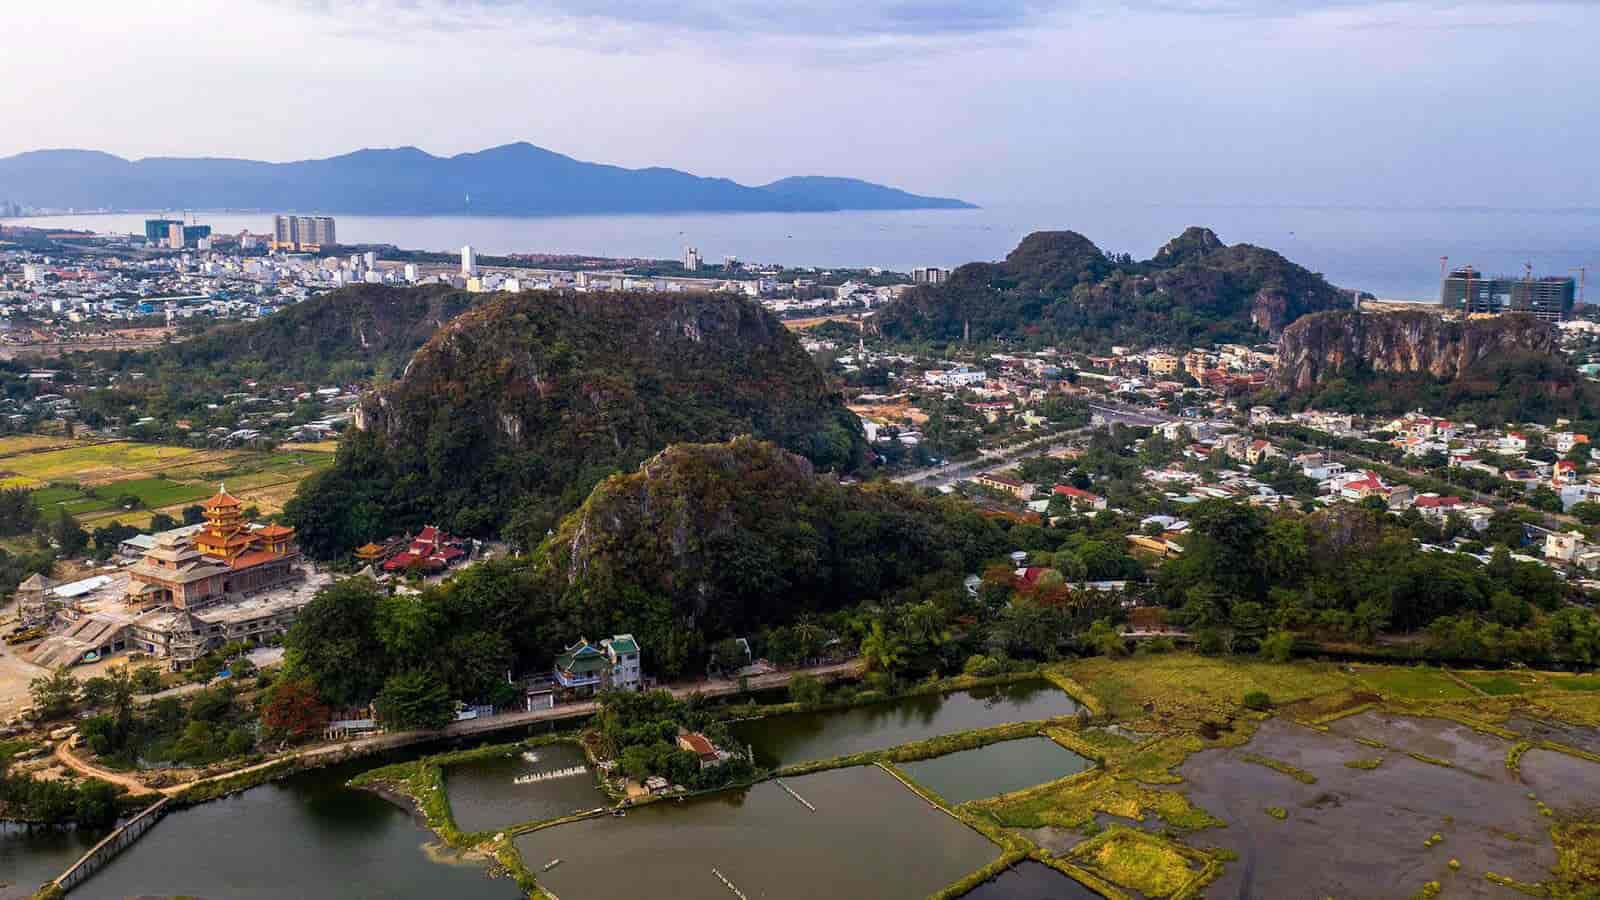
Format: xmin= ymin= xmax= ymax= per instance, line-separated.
xmin=0 ymin=438 xmax=336 ymax=527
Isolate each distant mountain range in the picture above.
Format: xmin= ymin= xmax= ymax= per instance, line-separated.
xmin=0 ymin=143 xmax=974 ymax=216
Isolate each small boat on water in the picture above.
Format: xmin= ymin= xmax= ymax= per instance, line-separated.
xmin=543 ymin=859 xmax=562 ymax=872
xmin=521 ymin=751 xmax=540 ymax=763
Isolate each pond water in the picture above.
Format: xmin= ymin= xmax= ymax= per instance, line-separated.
xmin=72 ymin=761 xmax=520 ymax=900
xmin=898 ymin=737 xmax=1092 ymax=805
xmin=444 ymin=742 xmax=607 ymax=833
xmin=733 ymin=680 xmax=1081 ymax=769
xmin=1175 ymin=713 xmax=1600 ymax=900
xmin=0 ymin=822 xmax=108 ymax=900
xmin=516 ymin=765 xmax=996 ymax=900
xmin=957 ymin=860 xmax=1104 ymax=900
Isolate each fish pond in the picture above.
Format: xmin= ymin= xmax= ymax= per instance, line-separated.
xmin=898 ymin=736 xmax=1092 ymax=805
xmin=516 ymin=764 xmax=997 ymax=900
xmin=72 ymin=761 xmax=519 ymax=900
xmin=1169 ymin=712 xmax=1600 ymax=900
xmin=0 ymin=822 xmax=108 ymax=900
xmin=444 ymin=741 xmax=606 ymax=832
xmin=958 ymin=860 xmax=1103 ymax=900
xmin=733 ymin=679 xmax=1081 ymax=769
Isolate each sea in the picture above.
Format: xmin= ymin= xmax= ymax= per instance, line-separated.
xmin=9 ymin=204 xmax=1598 ymax=302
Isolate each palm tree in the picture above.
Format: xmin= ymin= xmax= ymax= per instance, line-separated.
xmin=860 ymin=621 xmax=907 ymax=674
xmin=793 ymin=615 xmax=827 ymax=664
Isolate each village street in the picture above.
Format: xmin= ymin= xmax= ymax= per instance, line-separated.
xmin=50 ymin=658 xmax=865 ymax=797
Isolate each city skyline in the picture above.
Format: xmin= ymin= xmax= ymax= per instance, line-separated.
xmin=3 ymin=1 xmax=1597 ymax=209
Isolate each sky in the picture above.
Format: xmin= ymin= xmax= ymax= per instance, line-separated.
xmin=2 ymin=0 xmax=1597 ymax=208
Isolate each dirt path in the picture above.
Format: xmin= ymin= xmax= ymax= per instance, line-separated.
xmin=54 ymin=741 xmax=159 ymax=796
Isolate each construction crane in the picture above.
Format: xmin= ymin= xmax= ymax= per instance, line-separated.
xmin=1574 ymin=267 xmax=1588 ymax=308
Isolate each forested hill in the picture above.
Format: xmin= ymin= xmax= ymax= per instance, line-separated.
xmin=533 ymin=437 xmax=1008 ymax=677
xmin=285 ymin=292 xmax=868 ymax=557
xmin=149 ymin=284 xmax=480 ymax=384
xmin=1269 ymin=310 xmax=1594 ymax=425
xmin=0 ymin=144 xmax=973 ymax=215
xmin=874 ymin=227 xmax=1347 ymax=349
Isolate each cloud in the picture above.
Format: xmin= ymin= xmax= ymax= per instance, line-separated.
xmin=1125 ymin=0 xmax=1581 ymax=16
xmin=282 ymin=0 xmax=1073 ymax=37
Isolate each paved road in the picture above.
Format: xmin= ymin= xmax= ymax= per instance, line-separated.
xmin=53 ymin=659 xmax=865 ymax=797
xmin=889 ymin=403 xmax=1182 ymax=489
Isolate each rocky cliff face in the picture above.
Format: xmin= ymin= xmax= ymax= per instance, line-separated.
xmin=1272 ymin=310 xmax=1560 ymax=391
xmin=356 ymin=291 xmax=862 ymax=464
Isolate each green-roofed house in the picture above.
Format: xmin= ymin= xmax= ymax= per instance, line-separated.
xmin=553 ymin=634 xmax=644 ymax=696
xmin=602 ymin=633 xmax=643 ymax=691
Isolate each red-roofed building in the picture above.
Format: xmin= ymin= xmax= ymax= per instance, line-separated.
xmin=1052 ymin=484 xmax=1107 ymax=511
xmin=381 ymin=525 xmax=472 ymax=573
xmin=1555 ymin=460 xmax=1580 ymax=487
xmin=677 ymin=731 xmax=729 ymax=769
xmin=1339 ymin=471 xmax=1388 ymax=501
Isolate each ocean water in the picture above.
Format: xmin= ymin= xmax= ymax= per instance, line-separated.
xmin=10 ymin=204 xmax=1597 ymax=301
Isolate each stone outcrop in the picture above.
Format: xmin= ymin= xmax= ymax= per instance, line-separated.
xmin=1271 ymin=310 xmax=1559 ymax=392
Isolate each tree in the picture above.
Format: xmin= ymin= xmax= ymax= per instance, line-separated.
xmin=1528 ymin=486 xmax=1564 ymax=514
xmin=181 ymin=504 xmax=206 ymax=525
xmin=1570 ymin=501 xmax=1600 ymax=525
xmin=789 ymin=674 xmax=824 ymax=707
xmin=52 ymin=508 xmax=88 ymax=557
xmin=374 ymin=671 xmax=454 ymax=730
xmin=1259 ymin=630 xmax=1295 ymax=662
xmin=261 ymin=679 xmax=332 ymax=741
xmin=709 ymin=638 xmax=748 ymax=674
xmin=860 ymin=620 xmax=907 ymax=674
xmin=29 ymin=666 xmax=79 ymax=719
xmin=282 ymin=577 xmax=389 ymax=707
xmin=148 ymin=512 xmax=180 ymax=532
xmin=1229 ymin=601 xmax=1269 ymax=654
xmin=1084 ymin=619 xmax=1126 ymax=657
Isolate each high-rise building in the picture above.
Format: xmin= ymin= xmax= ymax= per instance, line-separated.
xmin=461 ymin=245 xmax=477 ymax=277
xmin=271 ymin=215 xmax=337 ymax=251
xmin=182 ymin=225 xmax=211 ymax=247
xmin=167 ymin=223 xmax=185 ymax=249
xmin=145 ymin=219 xmax=183 ymax=244
xmin=404 ymin=264 xmax=419 ymax=283
xmin=1441 ymin=267 xmax=1575 ymax=322
xmin=684 ymin=247 xmax=701 ymax=271
xmin=912 ymin=266 xmax=949 ymax=285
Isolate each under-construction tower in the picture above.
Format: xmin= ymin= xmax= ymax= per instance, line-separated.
xmin=16 ymin=573 xmax=57 ymax=628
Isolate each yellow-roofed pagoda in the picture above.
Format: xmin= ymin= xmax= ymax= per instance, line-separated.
xmin=126 ymin=485 xmax=302 ymax=610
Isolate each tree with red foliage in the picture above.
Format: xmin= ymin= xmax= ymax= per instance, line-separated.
xmin=261 ymin=679 xmax=331 ymax=742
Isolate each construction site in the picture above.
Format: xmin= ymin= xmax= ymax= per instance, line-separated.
xmin=1 ymin=486 xmax=332 ymax=720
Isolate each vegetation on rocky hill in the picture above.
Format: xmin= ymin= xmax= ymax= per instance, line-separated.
xmin=283 ymin=438 xmax=1009 ymax=691
xmin=152 ymin=283 xmax=480 ymax=384
xmin=286 ymin=293 xmax=866 ymax=556
xmin=875 ymin=227 xmax=1346 ymax=349
xmin=536 ymin=438 xmax=1010 ymax=675
xmin=1267 ymin=310 xmax=1594 ymax=425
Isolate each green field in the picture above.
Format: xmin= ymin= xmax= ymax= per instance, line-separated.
xmin=1458 ymin=673 xmax=1533 ymax=696
xmin=1 ymin=438 xmax=338 ymax=528
xmin=1355 ymin=666 xmax=1476 ymax=701
xmin=1548 ymin=675 xmax=1600 ymax=693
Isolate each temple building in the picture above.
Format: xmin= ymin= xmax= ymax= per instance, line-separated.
xmin=126 ymin=485 xmax=302 ymax=610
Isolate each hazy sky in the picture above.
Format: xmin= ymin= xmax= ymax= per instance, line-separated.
xmin=4 ymin=1 xmax=1596 ymax=207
